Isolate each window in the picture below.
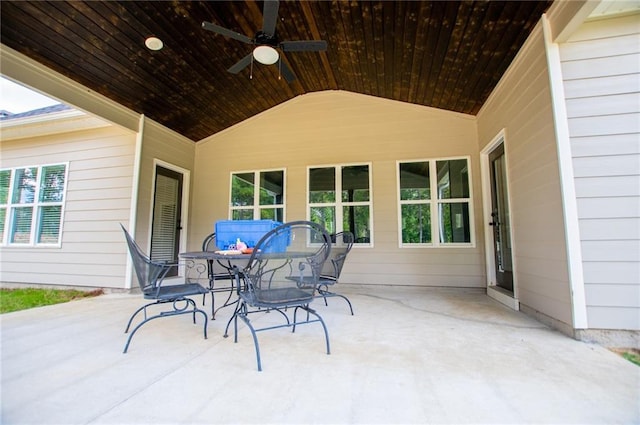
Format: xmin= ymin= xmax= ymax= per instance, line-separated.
xmin=0 ymin=164 xmax=68 ymax=245
xmin=398 ymin=161 xmax=431 ymax=244
xmin=398 ymin=158 xmax=473 ymax=247
xmin=230 ymin=169 xmax=285 ymax=221
xmin=308 ymin=164 xmax=372 ymax=245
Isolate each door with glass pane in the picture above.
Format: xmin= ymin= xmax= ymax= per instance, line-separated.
xmin=489 ymin=144 xmax=513 ymax=291
xmin=150 ymin=166 xmax=183 ymax=277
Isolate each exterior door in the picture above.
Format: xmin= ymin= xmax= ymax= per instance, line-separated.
xmin=489 ymin=144 xmax=513 ymax=292
xmin=150 ymin=166 xmax=183 ymax=277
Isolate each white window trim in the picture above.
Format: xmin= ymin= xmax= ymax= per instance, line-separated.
xmin=397 ymin=156 xmax=475 ymax=248
xmin=1 ymin=162 xmax=69 ymax=247
xmin=229 ymin=168 xmax=286 ymax=221
xmin=307 ymin=162 xmax=374 ymax=247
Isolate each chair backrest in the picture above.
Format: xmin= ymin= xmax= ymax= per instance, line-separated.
xmin=202 ymin=232 xmax=217 ymax=251
xmin=242 ymin=221 xmax=331 ymax=302
xmin=121 ymin=224 xmax=170 ymax=295
xmin=201 ymin=231 xmax=236 ymax=279
xmin=320 ymin=231 xmax=354 ymax=281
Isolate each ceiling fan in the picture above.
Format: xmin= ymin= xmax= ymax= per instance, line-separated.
xmin=202 ymin=0 xmax=327 ymax=83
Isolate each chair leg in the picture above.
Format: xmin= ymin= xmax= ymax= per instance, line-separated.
xmin=210 ymin=290 xmax=216 ymax=319
xmin=123 ymin=300 xmax=208 ymax=353
xmin=124 ymin=314 xmax=162 ymax=353
xmin=232 ymin=303 xmax=330 ymax=371
xmin=199 ymin=308 xmax=209 ymax=340
xmin=232 ymin=305 xmax=240 ymax=342
xmin=176 ymin=298 xmax=208 ymax=338
xmin=190 ymin=299 xmax=198 ymax=323
xmin=318 ymin=289 xmax=354 ymax=315
xmin=292 ymin=306 xmax=330 ymax=355
xmin=202 ymin=292 xmax=216 ymax=320
xmin=334 ymin=293 xmax=354 ymax=315
xmin=124 ymin=302 xmax=156 ymax=333
xmin=319 ymin=284 xmax=329 ymax=306
xmin=271 ymin=307 xmax=291 ymax=325
xmin=213 ymin=287 xmax=236 ymax=319
xmin=225 ymin=301 xmax=243 ymax=338
xmin=314 ymin=310 xmax=331 ymax=355
xmin=236 ymin=307 xmax=263 ymax=372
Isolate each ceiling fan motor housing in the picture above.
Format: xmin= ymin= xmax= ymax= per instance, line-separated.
xmin=254 ymin=31 xmax=278 ymax=47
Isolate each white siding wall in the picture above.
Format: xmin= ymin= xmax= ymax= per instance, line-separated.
xmin=477 ymin=24 xmax=574 ymax=328
xmin=560 ymin=13 xmax=640 ymax=330
xmin=0 ymin=122 xmax=137 ymax=289
xmin=193 ymin=91 xmax=484 ymax=287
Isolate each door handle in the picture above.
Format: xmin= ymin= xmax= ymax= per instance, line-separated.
xmin=490 ymin=211 xmax=499 ymax=226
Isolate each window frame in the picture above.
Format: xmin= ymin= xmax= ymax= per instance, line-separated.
xmin=1 ymin=162 xmax=69 ymax=247
xmin=307 ymin=162 xmax=374 ymax=247
xmin=397 ymin=156 xmax=475 ymax=248
xmin=228 ymin=168 xmax=286 ymax=221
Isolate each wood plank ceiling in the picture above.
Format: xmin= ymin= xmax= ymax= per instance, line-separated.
xmin=1 ymin=1 xmax=553 ymax=141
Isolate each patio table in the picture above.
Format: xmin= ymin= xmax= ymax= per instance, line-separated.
xmin=179 ymin=251 xmax=251 ymax=319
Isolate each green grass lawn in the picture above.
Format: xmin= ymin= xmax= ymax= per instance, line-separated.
xmin=612 ymin=348 xmax=640 ymax=367
xmin=622 ymin=351 xmax=640 ymax=366
xmin=0 ymin=288 xmax=103 ymax=314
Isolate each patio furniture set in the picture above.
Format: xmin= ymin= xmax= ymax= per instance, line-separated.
xmin=120 ymin=220 xmax=354 ymax=371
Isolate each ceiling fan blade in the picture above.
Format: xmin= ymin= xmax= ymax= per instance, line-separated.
xmin=279 ymin=60 xmax=296 ymax=83
xmin=262 ymin=0 xmax=279 ymax=37
xmin=202 ymin=21 xmax=253 ymax=44
xmin=280 ymin=40 xmax=328 ymax=52
xmin=228 ymin=53 xmax=253 ymax=74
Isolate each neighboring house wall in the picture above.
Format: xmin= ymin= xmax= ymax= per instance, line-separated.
xmin=0 ymin=116 xmax=137 ymax=289
xmin=560 ymin=12 xmax=640 ymax=331
xmin=193 ymin=91 xmax=484 ymax=287
xmin=1 ymin=46 xmax=200 ymax=291
xmin=477 ymin=23 xmax=574 ymax=330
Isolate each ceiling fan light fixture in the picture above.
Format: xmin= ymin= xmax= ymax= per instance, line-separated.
xmin=253 ymin=45 xmax=279 ymax=65
xmin=145 ymin=36 xmax=163 ymax=51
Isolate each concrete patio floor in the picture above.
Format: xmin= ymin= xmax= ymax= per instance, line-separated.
xmin=1 ymin=284 xmax=638 ymax=424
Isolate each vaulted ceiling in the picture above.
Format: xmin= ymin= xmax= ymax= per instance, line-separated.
xmin=1 ymin=1 xmax=553 ymax=141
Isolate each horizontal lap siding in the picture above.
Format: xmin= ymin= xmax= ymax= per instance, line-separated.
xmin=194 ymin=91 xmax=483 ymax=288
xmin=0 ymin=125 xmax=136 ymax=288
xmin=477 ymin=24 xmax=573 ymax=326
xmin=560 ymin=13 xmax=640 ymax=330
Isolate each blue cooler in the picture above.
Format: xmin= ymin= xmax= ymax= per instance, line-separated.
xmin=215 ymin=220 xmax=286 ymax=251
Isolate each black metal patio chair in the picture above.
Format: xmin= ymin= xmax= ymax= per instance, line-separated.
xmin=121 ymin=224 xmax=208 ymax=353
xmin=317 ymin=231 xmax=355 ymax=315
xmin=230 ymin=220 xmax=332 ymax=371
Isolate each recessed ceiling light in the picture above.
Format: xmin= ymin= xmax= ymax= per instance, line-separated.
xmin=145 ymin=37 xmax=163 ymax=51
